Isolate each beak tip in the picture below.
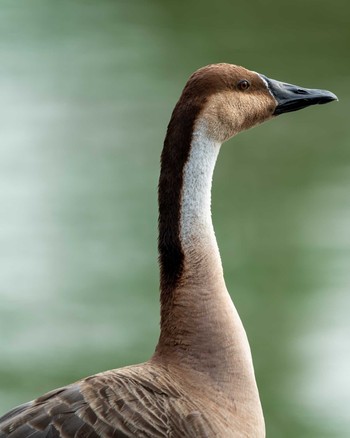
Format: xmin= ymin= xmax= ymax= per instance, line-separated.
xmin=329 ymin=91 xmax=339 ymax=102
xmin=320 ymin=91 xmax=338 ymax=105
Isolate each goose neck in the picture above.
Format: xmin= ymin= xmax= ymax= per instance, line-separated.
xmin=156 ymin=117 xmax=261 ymax=410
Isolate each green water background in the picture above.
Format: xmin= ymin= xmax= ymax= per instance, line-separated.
xmin=0 ymin=1 xmax=349 ymax=436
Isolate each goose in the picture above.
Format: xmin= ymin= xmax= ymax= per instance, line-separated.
xmin=0 ymin=63 xmax=337 ymax=438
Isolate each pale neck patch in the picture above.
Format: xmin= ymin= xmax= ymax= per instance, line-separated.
xmin=180 ymin=122 xmax=221 ymax=249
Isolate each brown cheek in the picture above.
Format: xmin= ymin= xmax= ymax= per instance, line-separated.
xmin=266 ymin=102 xmax=276 ymax=116
xmin=200 ymin=96 xmax=238 ymax=142
xmin=263 ymin=93 xmax=277 ymax=116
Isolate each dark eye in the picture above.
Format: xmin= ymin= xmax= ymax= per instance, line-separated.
xmin=237 ymin=80 xmax=250 ymax=91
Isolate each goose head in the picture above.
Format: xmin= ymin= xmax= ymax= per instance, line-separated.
xmin=176 ymin=63 xmax=337 ymax=143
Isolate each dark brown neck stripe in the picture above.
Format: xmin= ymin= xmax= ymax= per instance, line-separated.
xmin=158 ymin=65 xmax=230 ymax=309
xmin=158 ymin=96 xmax=204 ymax=305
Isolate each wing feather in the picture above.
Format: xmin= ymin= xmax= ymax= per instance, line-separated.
xmin=0 ymin=365 xmax=214 ymax=437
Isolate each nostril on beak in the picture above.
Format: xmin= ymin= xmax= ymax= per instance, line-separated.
xmin=295 ymin=88 xmax=308 ymax=95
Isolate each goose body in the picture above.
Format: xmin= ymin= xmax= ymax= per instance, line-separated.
xmin=0 ymin=64 xmax=336 ymax=438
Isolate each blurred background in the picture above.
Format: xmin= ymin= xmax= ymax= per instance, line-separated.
xmin=0 ymin=0 xmax=349 ymax=436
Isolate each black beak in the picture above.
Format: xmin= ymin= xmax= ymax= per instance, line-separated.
xmin=260 ymin=74 xmax=338 ymax=115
